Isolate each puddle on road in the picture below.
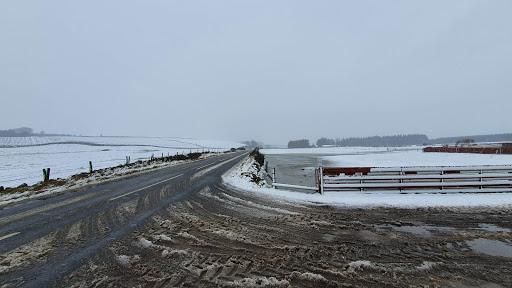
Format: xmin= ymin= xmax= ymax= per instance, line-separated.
xmin=374 ymin=224 xmax=457 ymax=237
xmin=477 ymin=224 xmax=511 ymax=233
xmin=466 ymin=239 xmax=512 ymax=258
xmin=374 ymin=222 xmax=511 ymax=237
xmin=359 ymin=230 xmax=382 ymax=242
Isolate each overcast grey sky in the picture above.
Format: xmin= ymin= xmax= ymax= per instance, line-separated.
xmin=1 ymin=1 xmax=511 ymax=145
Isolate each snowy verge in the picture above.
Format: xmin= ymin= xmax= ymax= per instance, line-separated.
xmin=0 ymin=152 xmax=227 ymax=207
xmin=222 ymin=155 xmax=272 ymax=190
xmin=222 ymin=157 xmax=512 ymax=209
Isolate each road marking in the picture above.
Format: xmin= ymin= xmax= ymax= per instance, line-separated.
xmin=0 ymin=232 xmax=20 ymax=241
xmin=109 ymin=174 xmax=184 ymax=201
xmin=196 ymin=162 xmax=216 ymax=170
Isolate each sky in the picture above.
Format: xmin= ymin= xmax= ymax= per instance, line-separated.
xmin=1 ymin=1 xmax=511 ymax=145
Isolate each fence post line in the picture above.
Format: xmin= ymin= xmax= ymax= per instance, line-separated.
xmin=46 ymin=168 xmax=50 ymax=182
xmin=89 ymin=161 xmax=93 ymax=173
xmin=43 ymin=169 xmax=47 ymax=183
xmin=320 ymin=167 xmax=324 ymax=195
xmin=479 ymin=170 xmax=483 ymax=189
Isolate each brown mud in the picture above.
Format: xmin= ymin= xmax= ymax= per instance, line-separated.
xmin=57 ymin=184 xmax=512 ymax=288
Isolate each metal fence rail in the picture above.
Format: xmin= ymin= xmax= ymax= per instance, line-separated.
xmin=318 ymin=165 xmax=512 ymax=194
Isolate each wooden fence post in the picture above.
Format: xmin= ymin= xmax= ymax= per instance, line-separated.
xmin=89 ymin=161 xmax=93 ymax=173
xmin=43 ymin=169 xmax=47 ymax=182
xmin=46 ymin=168 xmax=50 ymax=182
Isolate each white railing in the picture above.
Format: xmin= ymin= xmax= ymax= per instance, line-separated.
xmin=319 ymin=165 xmax=512 ymax=194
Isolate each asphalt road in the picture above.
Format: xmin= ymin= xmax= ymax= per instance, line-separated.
xmin=0 ymin=151 xmax=248 ymax=287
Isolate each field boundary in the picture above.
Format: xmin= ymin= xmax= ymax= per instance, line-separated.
xmin=423 ymin=146 xmax=512 ymax=154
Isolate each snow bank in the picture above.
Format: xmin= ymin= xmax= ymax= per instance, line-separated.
xmin=223 ymin=156 xmax=271 ymax=190
xmin=223 ymin=154 xmax=512 ymax=208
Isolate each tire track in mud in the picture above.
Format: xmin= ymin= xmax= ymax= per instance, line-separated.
xmin=0 ymin=153 xmax=248 ymax=287
xmin=60 ymin=180 xmax=512 ymax=288
xmin=0 ymin=175 xmax=199 ymax=287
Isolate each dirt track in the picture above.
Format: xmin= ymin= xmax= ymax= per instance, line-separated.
xmin=54 ymin=182 xmax=512 ymax=288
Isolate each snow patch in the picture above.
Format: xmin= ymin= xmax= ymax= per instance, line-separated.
xmin=177 ymin=232 xmax=201 ymax=242
xmin=224 ymin=276 xmax=289 ymax=288
xmin=289 ymin=271 xmax=327 ymax=282
xmin=151 ymin=234 xmax=174 ymax=242
xmin=162 ymin=249 xmax=188 ymax=258
xmin=116 ymin=255 xmax=140 ymax=267
xmin=136 ymin=238 xmax=154 ymax=249
xmin=416 ymin=261 xmax=438 ymax=271
xmin=207 ymin=229 xmax=256 ymax=244
xmin=346 ymin=260 xmax=378 ymax=272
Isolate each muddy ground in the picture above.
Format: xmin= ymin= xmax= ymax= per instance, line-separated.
xmin=47 ymin=182 xmax=512 ymax=288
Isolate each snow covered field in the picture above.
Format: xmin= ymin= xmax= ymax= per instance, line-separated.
xmin=262 ymin=147 xmax=512 ymax=167
xmin=323 ymin=150 xmax=512 ymax=167
xmin=227 ymin=148 xmax=512 ymax=208
xmin=262 ymin=146 xmax=397 ymax=155
xmin=0 ymin=136 xmax=243 ymax=187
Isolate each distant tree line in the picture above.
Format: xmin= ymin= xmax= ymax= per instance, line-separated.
xmin=0 ymin=127 xmax=74 ymax=137
xmin=0 ymin=127 xmax=36 ymax=137
xmin=288 ymin=139 xmax=311 ymax=148
xmin=316 ymin=134 xmax=429 ymax=147
xmin=430 ymin=134 xmax=512 ymax=145
xmin=288 ymin=133 xmax=512 ymax=148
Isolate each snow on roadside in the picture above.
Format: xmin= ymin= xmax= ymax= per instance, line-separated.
xmin=223 ymin=155 xmax=512 ymax=209
xmin=223 ymin=156 xmax=271 ymax=190
xmin=0 ymin=152 xmax=224 ymax=207
xmin=0 ymin=136 xmax=244 ymax=187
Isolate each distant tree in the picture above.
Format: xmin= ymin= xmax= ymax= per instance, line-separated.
xmin=288 ymin=139 xmax=311 ymax=148
xmin=243 ymin=140 xmax=260 ymax=148
xmin=462 ymin=138 xmax=475 ymax=147
xmin=430 ymin=134 xmax=512 ymax=145
xmin=316 ymin=137 xmax=335 ymax=147
xmin=455 ymin=138 xmax=475 ymax=147
xmin=250 ymin=148 xmax=265 ymax=167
